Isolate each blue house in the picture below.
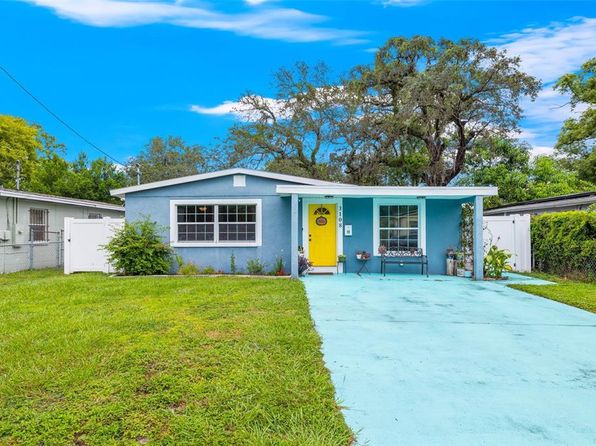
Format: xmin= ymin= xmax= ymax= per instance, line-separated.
xmin=111 ymin=168 xmax=497 ymax=279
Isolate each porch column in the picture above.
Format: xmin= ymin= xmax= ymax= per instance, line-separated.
xmin=291 ymin=193 xmax=299 ymax=278
xmin=473 ymin=195 xmax=484 ymax=280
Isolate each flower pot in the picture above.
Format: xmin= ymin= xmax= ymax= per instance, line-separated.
xmin=446 ymin=258 xmax=456 ymax=276
xmin=464 ymin=270 xmax=472 ymax=278
xmin=456 ymin=268 xmax=465 ymax=277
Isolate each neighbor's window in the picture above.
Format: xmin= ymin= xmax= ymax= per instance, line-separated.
xmin=29 ymin=208 xmax=49 ymax=242
xmin=88 ymin=212 xmax=103 ymax=219
xmin=379 ymin=205 xmax=418 ymax=250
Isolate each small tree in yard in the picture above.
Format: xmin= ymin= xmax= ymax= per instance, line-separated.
xmin=104 ymin=218 xmax=172 ymax=275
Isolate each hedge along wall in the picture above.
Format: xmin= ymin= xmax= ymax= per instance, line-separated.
xmin=532 ymin=211 xmax=596 ymax=280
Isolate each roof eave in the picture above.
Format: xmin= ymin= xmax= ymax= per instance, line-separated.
xmin=0 ymin=189 xmax=124 ymax=211
xmin=110 ymin=168 xmax=342 ymax=198
xmin=275 ymin=185 xmax=498 ymax=198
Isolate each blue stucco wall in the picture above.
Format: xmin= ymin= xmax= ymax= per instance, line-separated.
xmin=125 ymin=175 xmax=295 ymax=274
xmin=425 ymin=198 xmax=469 ymax=274
xmin=342 ymin=198 xmax=465 ymax=275
xmin=125 ymin=173 xmax=470 ymax=276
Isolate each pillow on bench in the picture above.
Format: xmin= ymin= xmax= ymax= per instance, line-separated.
xmin=382 ymin=249 xmax=424 ymax=257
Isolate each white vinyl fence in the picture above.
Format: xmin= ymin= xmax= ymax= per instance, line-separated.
xmin=64 ymin=217 xmax=124 ymax=274
xmin=483 ymin=214 xmax=531 ymax=272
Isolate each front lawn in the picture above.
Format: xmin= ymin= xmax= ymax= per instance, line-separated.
xmin=509 ymin=272 xmax=596 ymax=314
xmin=0 ymin=269 xmax=351 ymax=445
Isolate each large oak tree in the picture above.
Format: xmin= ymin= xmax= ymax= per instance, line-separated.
xmin=348 ymin=36 xmax=541 ymax=185
xmin=217 ymin=62 xmax=344 ymax=180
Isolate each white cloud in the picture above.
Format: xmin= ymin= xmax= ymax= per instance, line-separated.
xmin=382 ymin=0 xmax=425 ymax=6
xmin=530 ymin=145 xmax=555 ymax=157
xmin=189 ymin=86 xmax=346 ymax=120
xmin=245 ymin=0 xmax=271 ymax=5
xmin=521 ymin=86 xmax=588 ymax=124
xmin=190 ymin=101 xmax=241 ymax=116
xmin=491 ymin=17 xmax=596 ymax=84
xmin=190 ymin=95 xmax=287 ymax=121
xmin=490 ymin=17 xmax=596 ymax=150
xmin=24 ymin=0 xmax=367 ymax=44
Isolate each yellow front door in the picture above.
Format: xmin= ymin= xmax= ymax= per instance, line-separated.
xmin=308 ymin=204 xmax=337 ymax=266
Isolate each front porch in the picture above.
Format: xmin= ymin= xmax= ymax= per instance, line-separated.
xmin=282 ymin=185 xmax=493 ymax=279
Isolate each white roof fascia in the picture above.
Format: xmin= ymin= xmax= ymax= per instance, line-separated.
xmin=276 ymin=185 xmax=498 ymax=198
xmin=484 ymin=195 xmax=596 ymax=214
xmin=110 ymin=168 xmax=342 ymax=198
xmin=0 ymin=188 xmax=124 ymax=211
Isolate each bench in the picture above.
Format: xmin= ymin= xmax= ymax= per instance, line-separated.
xmin=381 ymin=249 xmax=428 ymax=277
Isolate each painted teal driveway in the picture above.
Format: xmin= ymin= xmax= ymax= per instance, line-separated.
xmin=302 ymin=274 xmax=596 ymax=446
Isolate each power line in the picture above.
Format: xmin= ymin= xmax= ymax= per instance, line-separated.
xmin=0 ymin=65 xmax=125 ymax=166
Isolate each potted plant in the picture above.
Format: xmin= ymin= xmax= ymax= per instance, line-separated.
xmin=337 ymin=254 xmax=347 ymax=263
xmin=378 ymin=245 xmax=387 ymax=256
xmin=455 ymin=250 xmax=465 ymax=277
xmin=298 ymin=254 xmax=312 ymax=276
xmin=445 ymin=247 xmax=456 ymax=275
xmin=356 ymin=251 xmax=370 ymax=260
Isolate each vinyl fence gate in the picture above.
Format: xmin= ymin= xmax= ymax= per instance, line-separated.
xmin=64 ymin=217 xmax=124 ymax=274
xmin=483 ymin=214 xmax=531 ymax=272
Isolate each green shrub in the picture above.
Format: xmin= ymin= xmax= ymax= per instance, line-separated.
xmin=246 ymin=258 xmax=265 ymax=275
xmin=484 ymin=245 xmax=512 ymax=279
xmin=178 ymin=262 xmax=199 ymax=275
xmin=230 ymin=253 xmax=237 ymax=274
xmin=104 ymin=218 xmax=172 ymax=275
xmin=202 ymin=266 xmax=216 ymax=274
xmin=271 ymin=257 xmax=286 ymax=276
xmin=532 ymin=211 xmax=596 ymax=280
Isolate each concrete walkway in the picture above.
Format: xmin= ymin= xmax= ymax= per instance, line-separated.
xmin=303 ymin=273 xmax=596 ymax=446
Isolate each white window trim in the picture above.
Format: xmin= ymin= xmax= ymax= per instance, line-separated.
xmin=170 ymin=199 xmax=262 ymax=247
xmin=372 ymin=198 xmax=426 ymax=256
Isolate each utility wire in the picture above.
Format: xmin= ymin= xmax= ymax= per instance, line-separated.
xmin=0 ymin=65 xmax=125 ymax=166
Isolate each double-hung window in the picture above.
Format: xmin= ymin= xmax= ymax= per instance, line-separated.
xmin=373 ymin=199 xmax=426 ymax=254
xmin=171 ymin=199 xmax=261 ymax=247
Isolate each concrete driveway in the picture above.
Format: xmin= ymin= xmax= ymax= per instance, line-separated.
xmin=303 ymin=274 xmax=596 ymax=446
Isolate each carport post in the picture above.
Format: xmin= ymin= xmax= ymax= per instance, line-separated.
xmin=291 ymin=193 xmax=299 ymax=278
xmin=473 ymin=195 xmax=484 ymax=280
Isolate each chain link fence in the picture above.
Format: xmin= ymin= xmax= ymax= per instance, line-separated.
xmin=0 ymin=231 xmax=63 ymax=274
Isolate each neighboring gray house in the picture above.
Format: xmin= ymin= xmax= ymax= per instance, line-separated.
xmin=484 ymin=191 xmax=596 ymax=216
xmin=111 ymin=168 xmax=496 ymax=278
xmin=0 ymin=188 xmax=124 ymax=273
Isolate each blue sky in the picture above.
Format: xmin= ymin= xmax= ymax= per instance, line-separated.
xmin=1 ymin=0 xmax=595 ymax=164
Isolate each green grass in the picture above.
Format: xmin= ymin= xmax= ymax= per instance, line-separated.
xmin=509 ymin=272 xmax=596 ymax=314
xmin=0 ymin=269 xmax=351 ymax=445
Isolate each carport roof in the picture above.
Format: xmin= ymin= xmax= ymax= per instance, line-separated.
xmin=276 ymin=184 xmax=498 ymax=199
